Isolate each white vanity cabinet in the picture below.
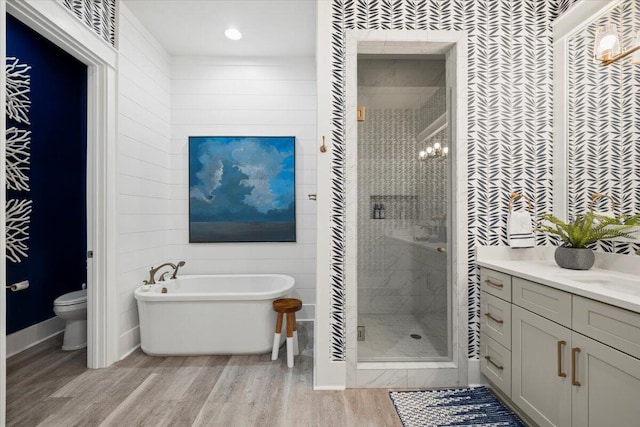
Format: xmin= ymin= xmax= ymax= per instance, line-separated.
xmin=479 ymin=267 xmax=640 ymax=427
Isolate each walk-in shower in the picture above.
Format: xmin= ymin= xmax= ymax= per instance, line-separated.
xmin=356 ymin=56 xmax=451 ymax=363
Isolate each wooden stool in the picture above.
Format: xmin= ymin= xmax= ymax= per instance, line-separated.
xmin=271 ymin=298 xmax=302 ymax=368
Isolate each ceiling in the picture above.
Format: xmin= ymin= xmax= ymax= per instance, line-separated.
xmin=122 ymin=0 xmax=317 ymax=57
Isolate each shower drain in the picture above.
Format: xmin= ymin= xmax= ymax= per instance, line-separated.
xmin=410 ymin=334 xmax=422 ymax=340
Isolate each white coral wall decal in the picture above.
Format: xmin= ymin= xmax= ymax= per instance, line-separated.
xmin=5 ymin=57 xmax=32 ymax=125
xmin=6 ymin=127 xmax=31 ymax=192
xmin=6 ymin=199 xmax=32 ymax=263
xmin=5 ymin=56 xmax=32 ymax=263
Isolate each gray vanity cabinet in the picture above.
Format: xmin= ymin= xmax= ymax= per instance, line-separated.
xmin=480 ymin=267 xmax=640 ymax=427
xmin=571 ymin=295 xmax=640 ymax=426
xmin=512 ymin=305 xmax=571 ymax=427
xmin=571 ymin=332 xmax=640 ymax=426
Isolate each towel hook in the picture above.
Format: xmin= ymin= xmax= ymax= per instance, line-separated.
xmin=589 ymin=193 xmax=614 ymax=213
xmin=320 ymin=136 xmax=328 ymax=153
xmin=508 ymin=192 xmax=533 ymax=213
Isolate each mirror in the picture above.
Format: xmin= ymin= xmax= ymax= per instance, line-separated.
xmin=553 ymin=0 xmax=639 ymax=229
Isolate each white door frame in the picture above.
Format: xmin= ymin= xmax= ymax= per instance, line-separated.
xmin=344 ymin=31 xmax=469 ymax=387
xmin=1 ymin=0 xmax=8 ymax=422
xmin=1 ymin=1 xmax=118 ymax=422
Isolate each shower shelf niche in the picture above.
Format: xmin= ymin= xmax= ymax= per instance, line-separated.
xmin=370 ymin=195 xmax=418 ymax=220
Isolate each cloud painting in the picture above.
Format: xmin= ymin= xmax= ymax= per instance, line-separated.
xmin=189 ymin=136 xmax=295 ymax=242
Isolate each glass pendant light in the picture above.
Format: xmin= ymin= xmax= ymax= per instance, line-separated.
xmin=594 ymin=24 xmax=621 ymax=61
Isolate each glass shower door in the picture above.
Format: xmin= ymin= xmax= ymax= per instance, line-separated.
xmin=356 ymin=56 xmax=451 ymax=363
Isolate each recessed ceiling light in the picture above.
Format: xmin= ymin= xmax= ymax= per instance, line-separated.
xmin=225 ymin=28 xmax=242 ymax=41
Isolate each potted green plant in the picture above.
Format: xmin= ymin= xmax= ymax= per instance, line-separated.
xmin=537 ymin=212 xmax=640 ymax=270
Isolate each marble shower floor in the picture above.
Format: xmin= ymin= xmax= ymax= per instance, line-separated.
xmin=357 ymin=314 xmax=448 ymax=362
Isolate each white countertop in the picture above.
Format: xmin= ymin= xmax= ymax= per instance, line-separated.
xmin=477 ymin=258 xmax=640 ymax=314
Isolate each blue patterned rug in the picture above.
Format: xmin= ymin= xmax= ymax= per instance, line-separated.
xmin=389 ymin=387 xmax=526 ymax=427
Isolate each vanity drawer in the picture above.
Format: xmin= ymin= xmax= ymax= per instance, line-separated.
xmin=481 ymin=291 xmax=512 ymax=349
xmin=573 ymin=296 xmax=640 ymax=360
xmin=480 ymin=268 xmax=512 ymax=301
xmin=512 ymin=277 xmax=572 ymax=327
xmin=480 ymin=333 xmax=511 ymax=398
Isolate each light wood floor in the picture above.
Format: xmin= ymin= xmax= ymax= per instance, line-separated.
xmin=7 ymin=323 xmax=402 ymax=427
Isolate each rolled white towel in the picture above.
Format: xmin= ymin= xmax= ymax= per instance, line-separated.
xmin=508 ymin=211 xmax=535 ymax=248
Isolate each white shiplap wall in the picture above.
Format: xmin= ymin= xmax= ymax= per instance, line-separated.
xmin=169 ymin=56 xmax=317 ymax=311
xmin=117 ymin=4 xmax=172 ymax=357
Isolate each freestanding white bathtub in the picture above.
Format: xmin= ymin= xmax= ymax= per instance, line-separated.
xmin=134 ymin=274 xmax=294 ymax=356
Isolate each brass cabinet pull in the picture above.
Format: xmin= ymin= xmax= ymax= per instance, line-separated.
xmin=571 ymin=347 xmax=581 ymax=386
xmin=437 ymin=247 xmax=446 ymax=253
xmin=484 ymin=279 xmax=504 ymax=289
xmin=484 ymin=355 xmax=504 ymax=370
xmin=485 ymin=312 xmax=504 ymax=324
xmin=557 ymin=340 xmax=567 ymax=378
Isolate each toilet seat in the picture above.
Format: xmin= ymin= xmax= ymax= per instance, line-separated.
xmin=54 ymin=289 xmax=87 ymax=306
xmin=53 ymin=301 xmax=87 ymax=313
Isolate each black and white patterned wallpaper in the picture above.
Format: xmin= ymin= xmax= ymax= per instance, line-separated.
xmin=329 ymin=0 xmax=579 ymax=361
xmin=567 ymin=0 xmax=640 ymax=255
xmin=61 ymin=0 xmax=117 ymax=47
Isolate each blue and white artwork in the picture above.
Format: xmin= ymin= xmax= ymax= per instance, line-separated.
xmin=189 ymin=136 xmax=296 ymax=242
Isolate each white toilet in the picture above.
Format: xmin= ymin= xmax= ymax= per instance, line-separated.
xmin=53 ymin=289 xmax=87 ymax=351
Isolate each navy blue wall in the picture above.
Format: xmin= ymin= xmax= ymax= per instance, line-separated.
xmin=6 ymin=15 xmax=87 ymax=334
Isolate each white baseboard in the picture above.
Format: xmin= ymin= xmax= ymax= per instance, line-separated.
xmin=119 ymin=343 xmax=140 ymax=360
xmin=313 ymin=385 xmax=346 ymax=390
xmin=118 ymin=325 xmax=140 ymax=360
xmin=467 ymin=358 xmax=486 ymax=386
xmin=298 ymin=304 xmax=315 ymax=321
xmin=7 ymin=317 xmax=65 ymax=357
